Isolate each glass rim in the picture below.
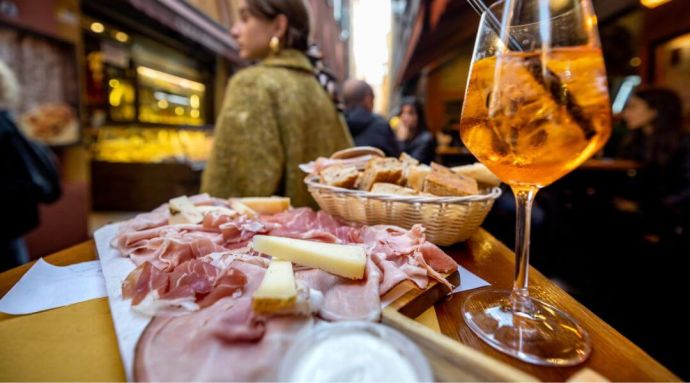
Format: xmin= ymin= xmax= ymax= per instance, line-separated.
xmin=483 ymin=0 xmax=580 ymax=29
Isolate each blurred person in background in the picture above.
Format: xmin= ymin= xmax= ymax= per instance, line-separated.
xmin=201 ymin=0 xmax=353 ymax=207
xmin=0 ymin=60 xmax=61 ymax=271
xmin=395 ymin=96 xmax=436 ymax=164
xmin=342 ymin=79 xmax=400 ymax=157
xmin=619 ymin=87 xmax=690 ymax=247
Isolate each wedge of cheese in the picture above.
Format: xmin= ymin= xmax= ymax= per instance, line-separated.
xmin=230 ymin=199 xmax=258 ymax=218
xmin=252 ymin=260 xmax=297 ymax=314
xmin=239 ymin=197 xmax=291 ymax=214
xmin=168 ymin=196 xmax=203 ymax=224
xmin=252 ymin=235 xmax=366 ymax=279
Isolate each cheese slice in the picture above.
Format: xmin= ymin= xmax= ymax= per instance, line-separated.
xmin=252 ymin=235 xmax=366 ymax=279
xmin=252 ymin=260 xmax=297 ymax=314
xmin=168 ymin=196 xmax=203 ymax=224
xmin=230 ymin=200 xmax=258 ymax=218
xmin=239 ymin=197 xmax=291 ymax=214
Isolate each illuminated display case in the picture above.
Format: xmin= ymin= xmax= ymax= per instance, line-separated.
xmin=92 ymin=126 xmax=213 ymax=163
xmin=83 ymin=16 xmax=218 ymax=210
xmin=136 ymin=66 xmax=206 ymax=126
xmin=101 ymin=63 xmax=208 ymax=128
xmin=84 ymin=18 xmax=214 ymax=165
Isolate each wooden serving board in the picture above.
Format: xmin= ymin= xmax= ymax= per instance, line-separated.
xmin=381 ymin=271 xmax=538 ymax=382
xmin=382 ymin=308 xmax=537 ymax=382
xmin=96 ymin=223 xmax=533 ymax=382
xmin=382 ymin=271 xmax=460 ymax=318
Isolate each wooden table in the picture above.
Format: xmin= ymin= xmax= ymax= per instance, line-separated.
xmin=0 ymin=231 xmax=679 ymax=382
xmin=580 ymin=159 xmax=641 ymax=171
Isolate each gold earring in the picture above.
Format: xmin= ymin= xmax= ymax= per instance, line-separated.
xmin=269 ymin=36 xmax=280 ymax=54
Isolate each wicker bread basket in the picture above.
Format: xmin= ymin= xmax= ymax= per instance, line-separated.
xmin=305 ymin=175 xmax=502 ymax=246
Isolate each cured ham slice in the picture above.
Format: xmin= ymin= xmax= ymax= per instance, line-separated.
xmin=360 ymin=224 xmax=458 ymax=292
xmin=419 ymin=241 xmax=457 ymax=273
xmin=127 ymin=202 xmax=462 ymax=381
xmin=119 ymin=194 xmax=229 ymax=233
xmin=211 ymin=298 xmax=267 ymax=342
xmin=216 ymin=215 xmax=270 ymax=246
xmin=122 ymin=262 xmax=168 ymax=305
xmin=116 ymin=227 xmax=225 ymax=271
xmin=295 ymin=258 xmax=382 ymax=321
xmin=135 ymin=296 xmax=313 ymax=382
xmin=120 ymin=209 xmax=168 ymax=233
xmin=118 ymin=205 xmax=458 ymax=315
xmin=122 ymin=253 xmax=267 ymax=315
xmin=263 ymin=208 xmax=360 ymax=244
xmin=115 ymin=213 xmax=268 ymax=271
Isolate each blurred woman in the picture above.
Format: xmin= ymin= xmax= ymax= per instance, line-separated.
xmin=0 ymin=60 xmax=29 ymax=269
xmin=0 ymin=60 xmax=61 ymax=270
xmin=621 ymin=88 xmax=686 ymax=165
xmin=395 ymin=97 xmax=436 ymax=164
xmin=620 ymin=87 xmax=690 ymax=246
xmin=201 ymin=0 xmax=353 ymax=207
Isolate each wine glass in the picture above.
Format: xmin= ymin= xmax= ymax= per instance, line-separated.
xmin=459 ymin=0 xmax=611 ymax=366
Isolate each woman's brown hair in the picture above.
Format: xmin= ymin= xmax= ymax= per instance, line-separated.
xmin=245 ymin=0 xmax=343 ymax=110
xmin=245 ymin=0 xmax=310 ymax=52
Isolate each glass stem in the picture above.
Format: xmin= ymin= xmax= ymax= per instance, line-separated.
xmin=510 ymin=185 xmax=538 ymax=314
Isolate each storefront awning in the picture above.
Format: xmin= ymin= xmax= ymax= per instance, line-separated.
xmin=396 ymin=1 xmax=478 ymax=85
xmin=126 ymin=0 xmax=241 ymax=63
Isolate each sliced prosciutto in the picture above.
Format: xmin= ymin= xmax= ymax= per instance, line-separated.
xmin=117 ymin=204 xmax=458 ymax=317
xmin=115 ymin=212 xmax=269 ymax=271
xmin=295 ymin=258 xmax=382 ymax=322
xmin=135 ymin=296 xmax=313 ymax=382
xmin=125 ymin=201 xmax=462 ymax=382
xmin=122 ymin=252 xmax=268 ymax=316
xmin=360 ymin=224 xmax=457 ymax=293
xmin=262 ymin=208 xmax=360 ymax=244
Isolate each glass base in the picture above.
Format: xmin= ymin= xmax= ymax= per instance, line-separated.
xmin=461 ymin=288 xmax=591 ymax=366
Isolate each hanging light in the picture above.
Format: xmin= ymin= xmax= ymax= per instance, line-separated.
xmin=640 ymin=0 xmax=671 ymax=9
xmin=114 ymin=32 xmax=129 ymax=43
xmin=90 ymin=22 xmax=105 ymax=33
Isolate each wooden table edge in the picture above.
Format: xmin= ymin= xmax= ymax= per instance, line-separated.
xmin=0 ymin=237 xmax=681 ymax=381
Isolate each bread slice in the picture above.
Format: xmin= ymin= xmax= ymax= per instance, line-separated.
xmin=424 ymin=163 xmax=479 ymax=196
xmin=357 ymin=158 xmax=403 ymax=191
xmin=399 ymin=152 xmax=419 ymax=184
xmin=370 ymin=182 xmax=418 ymax=196
xmin=430 ymin=162 xmax=455 ymax=175
xmin=399 ymin=152 xmax=419 ymax=166
xmin=320 ymin=165 xmax=360 ymax=189
xmin=406 ymin=164 xmax=432 ymax=192
xmin=451 ymin=163 xmax=501 ymax=187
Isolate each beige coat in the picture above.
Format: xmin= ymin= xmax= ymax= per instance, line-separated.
xmin=201 ymin=50 xmax=353 ymax=207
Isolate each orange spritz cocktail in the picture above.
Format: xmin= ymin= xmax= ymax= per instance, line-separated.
xmin=460 ymin=46 xmax=611 ymax=188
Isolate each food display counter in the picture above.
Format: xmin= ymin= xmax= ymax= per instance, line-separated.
xmin=91 ymin=126 xmax=212 ymax=164
xmin=82 ymin=14 xmax=218 ymax=211
xmin=90 ymin=126 xmax=213 ymax=211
